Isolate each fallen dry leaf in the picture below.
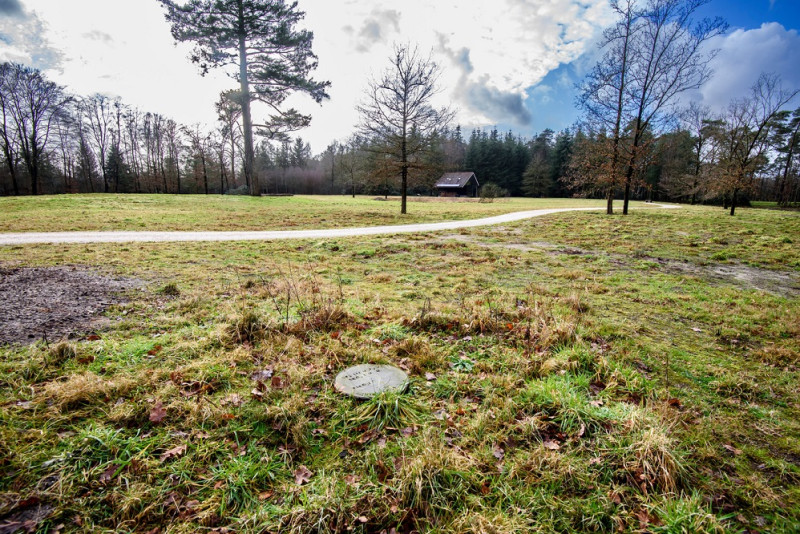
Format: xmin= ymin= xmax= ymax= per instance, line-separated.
xmin=250 ymin=367 xmax=273 ymax=381
xmin=492 ymin=444 xmax=505 ymax=460
xmin=258 ymin=491 xmax=274 ymax=501
xmin=222 ymin=393 xmax=243 ymax=407
xmin=271 ymin=375 xmax=286 ymax=389
xmin=293 ymin=465 xmax=313 ymax=485
xmin=159 ymin=444 xmax=187 ymax=463
xmin=99 ymin=463 xmax=118 ymax=483
xmin=425 ymin=372 xmax=437 ymax=381
xmin=149 ymin=401 xmax=167 ymax=424
xmin=344 ymin=474 xmax=360 ymax=486
xmin=543 ymin=440 xmax=561 ymax=450
xmin=722 ymin=444 xmax=743 ymax=455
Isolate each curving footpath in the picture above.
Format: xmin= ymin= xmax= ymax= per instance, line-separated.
xmin=0 ymin=204 xmax=680 ymax=245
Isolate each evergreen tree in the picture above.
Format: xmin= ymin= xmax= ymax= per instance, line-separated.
xmin=104 ymin=142 xmax=130 ymax=193
xmin=75 ymin=134 xmax=97 ymax=193
xmin=290 ymin=137 xmax=310 ymax=168
xmin=550 ymin=129 xmax=574 ymax=197
xmin=522 ymin=130 xmax=554 ymax=197
xmin=159 ymin=0 xmax=330 ymax=195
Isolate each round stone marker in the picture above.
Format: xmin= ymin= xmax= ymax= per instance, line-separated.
xmin=334 ymin=364 xmax=409 ymax=399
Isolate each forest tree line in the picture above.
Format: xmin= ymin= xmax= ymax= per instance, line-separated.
xmin=1 ymin=60 xmax=798 ymax=206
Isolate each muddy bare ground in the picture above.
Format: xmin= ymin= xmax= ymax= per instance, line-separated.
xmin=435 ymin=233 xmax=800 ymax=297
xmin=0 ymin=266 xmax=143 ymax=345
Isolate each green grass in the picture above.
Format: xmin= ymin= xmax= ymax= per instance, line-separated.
xmin=0 ymin=200 xmax=798 ymax=533
xmin=0 ymin=194 xmax=611 ymax=233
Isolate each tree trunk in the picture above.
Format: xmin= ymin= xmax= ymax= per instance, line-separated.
xmin=175 ymin=158 xmax=181 ymax=194
xmin=401 ymin=142 xmax=408 ymax=214
xmin=778 ymin=131 xmax=796 ymax=206
xmin=238 ymin=4 xmax=257 ymax=196
xmin=230 ymin=138 xmax=236 ymax=188
xmin=220 ymin=153 xmax=226 ymax=194
xmin=622 ymin=178 xmax=631 ymax=214
xmin=27 ymin=136 xmax=39 ymax=195
xmin=622 ymin=121 xmax=644 ymax=215
xmin=2 ymin=150 xmax=18 ymax=196
xmin=607 ymin=5 xmax=632 ymax=216
xmin=201 ymin=154 xmax=208 ymax=194
xmin=160 ymin=159 xmax=167 ymax=193
xmin=729 ymin=189 xmax=737 ymax=216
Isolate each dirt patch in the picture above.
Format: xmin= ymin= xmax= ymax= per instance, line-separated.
xmin=431 ymin=234 xmax=800 ymax=296
xmin=0 ymin=266 xmax=144 ymax=345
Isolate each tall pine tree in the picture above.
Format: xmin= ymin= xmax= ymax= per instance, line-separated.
xmin=159 ymin=0 xmax=330 ymax=196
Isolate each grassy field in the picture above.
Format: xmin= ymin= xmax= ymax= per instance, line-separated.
xmin=0 ymin=194 xmax=610 ymax=233
xmin=0 ymin=197 xmax=798 ymax=533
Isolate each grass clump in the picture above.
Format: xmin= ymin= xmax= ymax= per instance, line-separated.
xmin=396 ymin=429 xmax=477 ymax=522
xmin=225 ymin=309 xmax=267 ymax=344
xmin=648 ymin=493 xmax=725 ymax=533
xmin=46 ymin=341 xmax=77 ymax=366
xmin=519 ymin=374 xmax=621 ymax=435
xmin=159 ymin=282 xmax=181 ymax=296
xmin=42 ymin=371 xmax=134 ymax=410
xmin=348 ymin=390 xmax=426 ymax=431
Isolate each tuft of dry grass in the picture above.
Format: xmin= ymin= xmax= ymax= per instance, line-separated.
xmin=621 ymin=422 xmax=685 ymax=494
xmin=226 ymin=310 xmax=267 ymax=344
xmin=42 ymin=371 xmax=134 ymax=410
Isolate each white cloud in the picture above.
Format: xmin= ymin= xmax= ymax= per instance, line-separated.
xmin=301 ymin=0 xmax=613 ymax=146
xmin=0 ymin=6 xmax=62 ymax=69
xmin=13 ymin=0 xmax=613 ymax=151
xmin=696 ymin=23 xmax=800 ymax=110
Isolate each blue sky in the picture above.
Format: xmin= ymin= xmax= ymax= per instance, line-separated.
xmin=511 ymin=0 xmax=800 ymax=138
xmin=698 ymin=0 xmax=799 ymax=29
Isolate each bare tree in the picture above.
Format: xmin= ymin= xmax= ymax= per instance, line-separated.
xmin=164 ymin=119 xmax=183 ymax=193
xmin=0 ymin=63 xmax=22 ymax=195
xmin=124 ymin=107 xmax=145 ymax=193
xmin=55 ymin=108 xmax=78 ymax=192
xmin=336 ymin=136 xmax=366 ymax=197
xmin=358 ymin=44 xmax=453 ymax=214
xmin=211 ymin=127 xmax=229 ymax=193
xmin=184 ymin=123 xmax=211 ymax=194
xmin=80 ymin=94 xmax=115 ymax=193
xmin=578 ymin=0 xmax=639 ymax=214
xmin=579 ymin=0 xmax=725 ymax=214
xmin=680 ymin=102 xmax=720 ymax=204
xmin=619 ymin=0 xmax=726 ymax=214
xmin=3 ymin=63 xmax=71 ymax=195
xmin=710 ymin=73 xmax=799 ymax=215
xmin=216 ymin=90 xmax=242 ymax=189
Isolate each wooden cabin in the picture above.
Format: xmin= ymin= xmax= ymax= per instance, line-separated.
xmin=435 ymin=172 xmax=480 ymax=197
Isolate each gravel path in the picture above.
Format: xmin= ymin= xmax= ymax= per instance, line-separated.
xmin=0 ymin=204 xmax=680 ymax=245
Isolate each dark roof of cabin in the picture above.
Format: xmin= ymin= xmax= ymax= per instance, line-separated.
xmin=435 ymin=172 xmax=479 ymax=188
